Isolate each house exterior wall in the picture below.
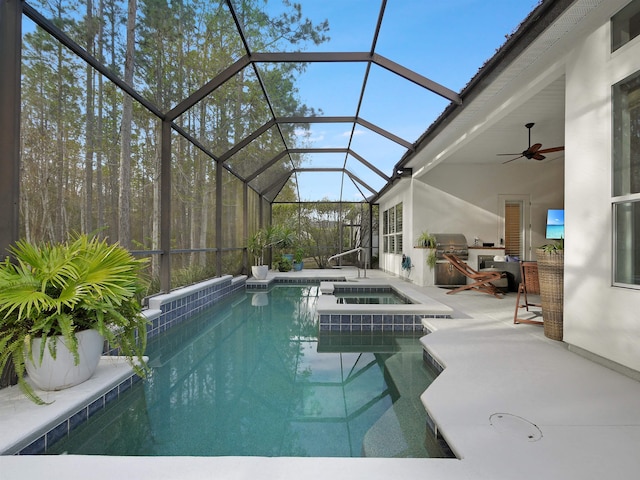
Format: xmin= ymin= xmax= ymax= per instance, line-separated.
xmin=414 ymin=163 xmax=563 ymax=257
xmin=379 ymin=163 xmax=563 ymax=285
xmin=379 ymin=0 xmax=640 ymax=374
xmin=564 ymin=8 xmax=640 ymax=372
xmin=378 ymin=179 xmax=414 ymax=278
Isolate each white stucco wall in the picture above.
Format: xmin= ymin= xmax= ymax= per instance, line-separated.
xmin=414 ymin=163 xmax=564 ymax=255
xmin=564 ymin=14 xmax=640 ymax=371
xmin=379 ymin=162 xmax=564 ymax=285
xmin=378 ymin=179 xmax=414 ymax=278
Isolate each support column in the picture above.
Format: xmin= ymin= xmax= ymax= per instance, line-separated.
xmin=216 ymin=162 xmax=223 ymax=276
xmin=160 ymin=120 xmax=171 ymax=292
xmin=0 ymin=0 xmax=22 ymax=254
xmin=369 ymin=202 xmax=374 ymax=269
xmin=242 ymin=182 xmax=248 ymax=274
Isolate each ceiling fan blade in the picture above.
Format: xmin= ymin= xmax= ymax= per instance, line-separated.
xmin=528 ymin=143 xmax=542 ymax=154
xmin=497 ymin=153 xmax=523 ymax=156
xmin=537 ymin=146 xmax=564 ymax=154
xmin=498 ymin=125 xmax=562 ymax=164
xmin=502 ymin=155 xmax=524 ymax=164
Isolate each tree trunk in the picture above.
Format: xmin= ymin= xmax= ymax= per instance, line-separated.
xmin=83 ymin=0 xmax=95 ymax=234
xmin=118 ymin=0 xmax=136 ymax=248
xmin=95 ymin=0 xmax=105 ymax=237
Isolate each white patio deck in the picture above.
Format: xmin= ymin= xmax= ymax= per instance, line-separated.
xmin=2 ymin=267 xmax=640 ymax=479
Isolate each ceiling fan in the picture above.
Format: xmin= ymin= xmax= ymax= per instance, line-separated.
xmin=498 ymin=122 xmax=564 ymax=163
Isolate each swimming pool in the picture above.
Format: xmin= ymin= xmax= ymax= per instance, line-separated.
xmin=46 ymin=285 xmax=447 ymax=457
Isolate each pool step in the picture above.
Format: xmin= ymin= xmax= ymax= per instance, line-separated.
xmin=362 ymin=344 xmax=442 ymax=457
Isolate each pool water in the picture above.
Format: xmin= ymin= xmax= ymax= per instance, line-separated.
xmin=47 ymin=285 xmax=445 ymax=458
xmin=335 ymin=291 xmax=411 ymax=304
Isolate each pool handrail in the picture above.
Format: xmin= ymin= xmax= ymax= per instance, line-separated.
xmin=327 ymin=247 xmax=367 ymax=278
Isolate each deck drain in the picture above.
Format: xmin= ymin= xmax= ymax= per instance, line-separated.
xmin=489 ymin=413 xmax=542 ymax=442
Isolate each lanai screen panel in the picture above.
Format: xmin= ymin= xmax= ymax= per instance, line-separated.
xmin=292 ymin=171 xmax=366 ymax=202
xmin=131 ymin=0 xmax=248 ymax=111
xmin=171 ymin=132 xmax=218 ymax=252
xmin=300 ymin=152 xmax=349 ymax=169
xmin=359 ymin=64 xmax=450 ymax=147
xmin=343 ymin=155 xmax=386 ymax=196
xmin=260 ymin=62 xmax=367 ymax=118
xmin=224 ymin=125 xmax=289 ymax=179
xmin=20 ymin=15 xmax=161 ymax=249
xmin=25 ymin=0 xmax=249 ymax=112
xmin=254 ymin=150 xmax=304 ymax=191
xmin=247 ymin=188 xmax=260 ymax=238
xmin=174 ymin=67 xmax=273 ymax=157
xmin=287 ymin=123 xmax=356 ymax=151
xmin=374 ymin=1 xmax=537 ymax=93
xmin=347 ymin=138 xmax=406 ymax=188
xmin=245 ymin=0 xmax=381 ymax=53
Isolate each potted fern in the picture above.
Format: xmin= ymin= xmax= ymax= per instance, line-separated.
xmin=416 ymin=231 xmax=438 ymax=269
xmin=0 ymin=234 xmax=149 ymax=404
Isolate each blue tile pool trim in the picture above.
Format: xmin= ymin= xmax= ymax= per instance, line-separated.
xmin=331 ymin=285 xmax=412 ymax=304
xmin=144 ymin=275 xmax=246 ymax=341
xmin=246 ymin=277 xmax=346 ymax=290
xmin=423 ymin=348 xmax=444 ymax=374
xmin=18 ymin=275 xmax=247 ymax=455
xmin=318 ymin=313 xmax=450 ymax=333
xmin=421 ymin=349 xmax=454 ymax=457
xmin=18 ymin=375 xmax=143 ymax=455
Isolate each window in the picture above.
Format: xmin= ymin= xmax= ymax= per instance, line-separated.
xmin=613 ymin=70 xmax=640 ymax=285
xmin=382 ymin=203 xmax=402 ymax=254
xmin=612 ymin=0 xmax=640 ymax=52
xmin=504 ymin=201 xmax=523 ymax=257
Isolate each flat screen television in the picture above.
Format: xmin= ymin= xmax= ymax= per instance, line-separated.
xmin=546 ymin=209 xmax=564 ymax=239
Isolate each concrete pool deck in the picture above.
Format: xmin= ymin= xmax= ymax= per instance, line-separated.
xmin=2 ymin=267 xmax=640 ymax=479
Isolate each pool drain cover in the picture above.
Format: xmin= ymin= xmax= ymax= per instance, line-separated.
xmin=489 ymin=413 xmax=542 ymax=442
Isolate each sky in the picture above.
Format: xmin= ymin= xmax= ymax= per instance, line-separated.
xmin=260 ymin=0 xmax=542 ymax=202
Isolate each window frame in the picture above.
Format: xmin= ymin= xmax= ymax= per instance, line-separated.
xmin=612 ymin=0 xmax=640 ymax=52
xmin=382 ymin=202 xmax=403 ymax=254
xmin=612 ymin=68 xmax=640 ymax=288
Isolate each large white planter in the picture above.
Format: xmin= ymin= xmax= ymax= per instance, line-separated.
xmin=251 ymin=265 xmax=268 ymax=280
xmin=25 ymin=329 xmax=104 ymax=391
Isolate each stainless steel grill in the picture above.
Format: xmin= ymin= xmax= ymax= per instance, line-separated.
xmin=433 ymin=233 xmax=468 ymax=286
xmin=433 ymin=233 xmax=468 ymax=260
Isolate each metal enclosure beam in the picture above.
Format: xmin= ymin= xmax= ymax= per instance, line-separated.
xmin=243 ymin=182 xmax=248 ymax=274
xmin=216 ymin=159 xmax=223 ymax=276
xmin=250 ymin=51 xmax=462 ymax=104
xmin=166 ymin=55 xmax=251 ymax=121
xmin=372 ymin=54 xmax=462 ymax=104
xmin=160 ymin=120 xmax=172 ymax=293
xmin=356 ymin=118 xmax=413 ymax=149
xmin=0 ymin=0 xmax=21 ymax=256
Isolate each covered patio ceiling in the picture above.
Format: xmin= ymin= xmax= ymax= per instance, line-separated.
xmin=23 ymin=0 xmax=548 ymax=204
